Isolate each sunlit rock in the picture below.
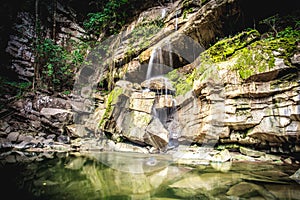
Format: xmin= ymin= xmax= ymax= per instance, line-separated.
xmin=210 ymin=149 xmax=231 ymax=163
xmin=141 ymin=76 xmax=175 ymax=94
xmin=145 ymin=118 xmax=169 ymax=150
xmin=239 ymin=146 xmax=265 ymax=158
xmin=129 ymin=91 xmax=155 ymax=113
xmin=114 ymin=142 xmax=149 ymax=154
xmin=122 ymin=111 xmax=152 ymax=144
xmin=155 ymin=95 xmax=174 ymax=109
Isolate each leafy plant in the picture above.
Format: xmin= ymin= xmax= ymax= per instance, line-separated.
xmin=277 ymin=26 xmax=300 ymax=40
xmin=125 ymin=19 xmax=164 ymax=57
xmin=0 ymin=77 xmax=32 ymax=100
xmin=36 ymin=38 xmax=88 ymax=91
xmin=83 ymin=0 xmax=129 ymax=36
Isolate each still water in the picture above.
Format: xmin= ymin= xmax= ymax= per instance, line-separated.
xmin=0 ymin=151 xmax=300 ymax=200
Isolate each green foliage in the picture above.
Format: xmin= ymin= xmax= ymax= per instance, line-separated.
xmin=230 ymin=48 xmax=268 ymax=80
xmin=182 ymin=0 xmax=197 ymax=19
xmin=196 ymin=24 xmax=299 ymax=81
xmin=229 ymin=27 xmax=299 ymax=80
xmin=277 ymin=26 xmax=300 ymax=40
xmin=84 ymin=0 xmax=129 ymax=36
xmin=259 ymin=13 xmax=300 ymax=37
xmin=259 ymin=14 xmax=280 ymax=36
xmin=125 ymin=19 xmax=164 ymax=57
xmin=0 ymin=77 xmax=31 ymax=100
xmin=183 ymin=8 xmax=193 ymax=19
xmin=36 ymin=38 xmax=88 ymax=91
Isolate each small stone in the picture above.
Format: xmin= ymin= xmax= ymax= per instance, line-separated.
xmin=0 ymin=121 xmax=9 ymax=131
xmin=239 ymin=146 xmax=265 ymax=158
xmin=283 ymin=157 xmax=293 ymax=165
xmin=57 ymin=135 xmax=70 ymax=144
xmin=7 ymin=132 xmax=20 ymax=142
xmin=210 ymin=149 xmax=231 ymax=162
xmin=17 ymin=135 xmax=34 ymax=142
xmin=47 ymin=134 xmax=56 ymax=140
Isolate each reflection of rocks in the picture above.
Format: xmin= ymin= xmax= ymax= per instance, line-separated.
xmin=226 ymin=182 xmax=276 ymax=199
xmin=1 ymin=151 xmax=299 ymax=200
xmin=169 ymin=173 xmax=244 ymax=198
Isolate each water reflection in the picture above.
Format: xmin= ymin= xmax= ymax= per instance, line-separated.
xmin=0 ymin=151 xmax=300 ymax=200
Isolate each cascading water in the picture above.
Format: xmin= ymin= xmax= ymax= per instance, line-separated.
xmin=175 ymin=11 xmax=178 ymax=31
xmin=168 ymin=40 xmax=173 ymax=68
xmin=161 ymin=8 xmax=166 ymax=19
xmin=167 ymin=99 xmax=179 ymax=149
xmin=144 ymin=42 xmax=179 ymax=150
xmin=146 ymin=48 xmax=157 ymax=80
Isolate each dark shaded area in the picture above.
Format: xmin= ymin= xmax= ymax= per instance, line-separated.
xmin=239 ymin=0 xmax=300 ymax=33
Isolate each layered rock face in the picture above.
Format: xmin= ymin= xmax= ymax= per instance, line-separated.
xmin=189 ymin=29 xmax=300 ymax=153
xmin=99 ymin=79 xmax=176 ymax=151
xmin=3 ymin=1 xmax=87 ymax=81
xmin=93 ymin=0 xmax=300 ymax=153
xmin=1 ymin=0 xmax=299 ymax=155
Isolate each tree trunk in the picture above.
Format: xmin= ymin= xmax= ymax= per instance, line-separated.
xmin=52 ymin=0 xmax=57 ymax=40
xmin=33 ymin=0 xmax=40 ymax=90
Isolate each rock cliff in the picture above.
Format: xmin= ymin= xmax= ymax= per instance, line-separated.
xmin=0 ymin=0 xmax=299 ymax=157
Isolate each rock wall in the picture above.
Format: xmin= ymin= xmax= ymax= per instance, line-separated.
xmin=91 ymin=0 xmax=300 ymax=153
xmin=2 ymin=0 xmax=87 ymax=81
xmin=1 ymin=0 xmax=299 ymax=155
xmin=185 ymin=29 xmax=300 ymax=153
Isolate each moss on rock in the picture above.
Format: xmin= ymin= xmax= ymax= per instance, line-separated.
xmin=229 ymin=30 xmax=298 ymax=80
xmin=165 ymin=27 xmax=299 ymax=96
xmin=165 ymin=69 xmax=195 ymax=96
xmin=99 ymin=87 xmax=124 ymax=128
xmin=204 ymin=29 xmax=260 ymax=63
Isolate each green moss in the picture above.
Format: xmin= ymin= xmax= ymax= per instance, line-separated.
xmin=205 ymin=29 xmax=260 ymax=62
xmin=166 ymin=69 xmax=180 ymax=81
xmin=166 ymin=27 xmax=299 ymax=93
xmin=229 ymin=29 xmax=298 ymax=80
xmin=99 ymin=87 xmax=123 ymax=127
xmin=216 ymin=144 xmax=241 ymax=150
xmin=165 ymin=69 xmax=195 ymax=96
xmin=125 ymin=19 xmax=164 ymax=58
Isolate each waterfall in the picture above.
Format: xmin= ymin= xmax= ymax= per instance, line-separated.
xmin=161 ymin=8 xmax=166 ymax=18
xmin=175 ymin=11 xmax=178 ymax=31
xmin=168 ymin=40 xmax=173 ymax=68
xmin=158 ymin=47 xmax=164 ymax=75
xmin=167 ymin=98 xmax=179 ymax=149
xmin=146 ymin=47 xmax=166 ymax=80
xmin=146 ymin=48 xmax=157 ymax=80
